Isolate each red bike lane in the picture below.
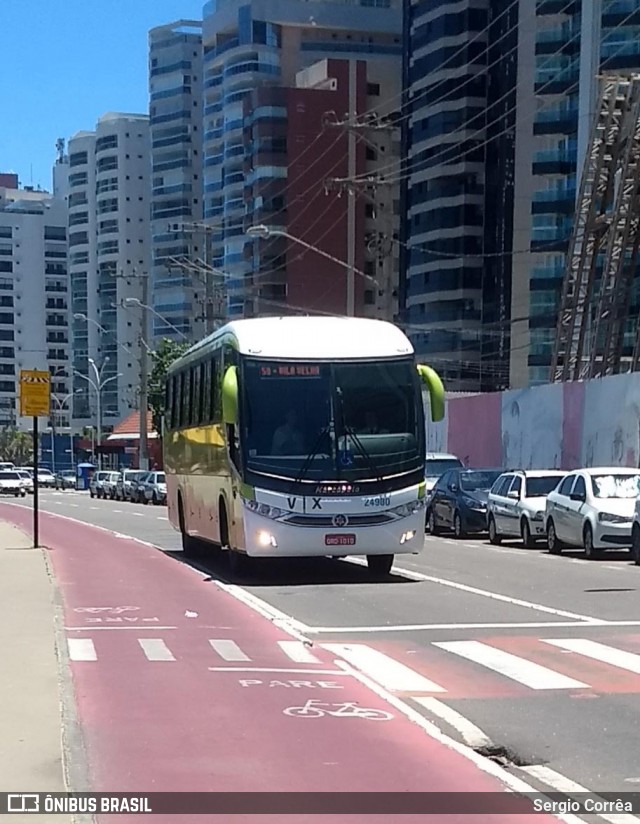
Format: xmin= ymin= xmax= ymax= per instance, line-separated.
xmin=1 ymin=503 xmax=566 ymax=824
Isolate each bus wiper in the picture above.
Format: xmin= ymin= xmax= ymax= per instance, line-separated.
xmin=335 ymin=388 xmax=384 ymax=483
xmin=291 ymin=422 xmax=333 ymax=490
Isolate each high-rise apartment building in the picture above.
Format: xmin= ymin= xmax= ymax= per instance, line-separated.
xmin=401 ymin=0 xmax=518 ymax=392
xmin=0 ymin=183 xmax=70 ymax=430
xmin=67 ymin=113 xmax=151 ymax=428
xmin=201 ymin=0 xmax=402 ymax=320
xmin=511 ymin=0 xmax=640 ymax=387
xmin=148 ymin=20 xmax=204 ymax=344
xmin=243 ymin=57 xmax=402 ymax=319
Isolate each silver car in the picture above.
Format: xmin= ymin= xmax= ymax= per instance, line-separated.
xmin=136 ymin=471 xmax=167 ymax=505
xmin=487 ymin=470 xmax=566 ymax=547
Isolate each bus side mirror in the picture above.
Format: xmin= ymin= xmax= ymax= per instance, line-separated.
xmin=222 ymin=366 xmax=238 ymax=425
xmin=417 ymin=364 xmax=445 ymax=423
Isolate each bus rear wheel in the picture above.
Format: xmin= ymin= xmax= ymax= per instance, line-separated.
xmin=367 ymin=554 xmax=394 ymax=576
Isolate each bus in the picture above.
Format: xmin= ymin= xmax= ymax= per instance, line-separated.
xmin=164 ymin=315 xmax=445 ymax=576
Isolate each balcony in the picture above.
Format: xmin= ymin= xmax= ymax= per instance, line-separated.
xmin=531 ymin=187 xmax=576 ymax=213
xmin=535 ymin=68 xmax=580 ymax=95
xmin=532 ymin=149 xmax=577 ymax=175
xmin=533 ymin=105 xmax=578 ymax=136
xmin=536 ymin=26 xmax=580 ymax=55
xmin=536 ymin=0 xmax=578 ymax=13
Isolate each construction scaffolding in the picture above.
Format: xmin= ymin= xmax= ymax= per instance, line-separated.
xmin=550 ymin=74 xmax=640 ymax=382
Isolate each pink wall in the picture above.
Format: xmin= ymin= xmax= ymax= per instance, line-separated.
xmin=447 ymin=393 xmax=503 ymax=467
xmin=561 ymin=382 xmax=584 ymax=470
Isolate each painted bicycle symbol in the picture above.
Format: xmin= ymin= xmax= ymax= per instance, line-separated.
xmin=74 ymin=606 xmax=140 ymax=614
xmin=283 ymin=700 xmax=393 ymax=720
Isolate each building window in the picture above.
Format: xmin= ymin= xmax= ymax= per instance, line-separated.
xmin=367 ymin=82 xmax=380 ymax=96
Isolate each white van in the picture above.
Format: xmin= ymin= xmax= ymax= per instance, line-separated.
xmin=425 ymin=452 xmax=464 ymax=499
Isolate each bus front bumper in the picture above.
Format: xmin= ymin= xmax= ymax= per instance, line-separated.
xmin=241 ymin=510 xmax=426 ymax=558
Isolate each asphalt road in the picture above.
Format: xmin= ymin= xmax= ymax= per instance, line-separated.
xmin=8 ymin=489 xmax=640 ymax=813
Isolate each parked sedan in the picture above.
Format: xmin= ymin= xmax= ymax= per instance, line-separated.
xmin=427 ymin=468 xmax=503 ymax=538
xmin=115 ymin=470 xmax=147 ymax=502
xmin=17 ymin=470 xmax=34 ymax=494
xmin=37 ymin=468 xmax=56 ymax=488
xmin=54 ymin=470 xmax=77 ymax=490
xmin=0 ymin=471 xmax=27 ymax=497
xmin=136 ymin=471 xmax=167 ymax=505
xmin=487 ymin=469 xmax=565 ymax=546
xmin=545 ymin=467 xmax=640 ymax=558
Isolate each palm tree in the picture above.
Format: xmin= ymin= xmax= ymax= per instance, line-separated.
xmin=0 ymin=427 xmax=33 ymax=465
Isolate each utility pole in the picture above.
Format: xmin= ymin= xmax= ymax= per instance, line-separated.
xmin=324 ymin=104 xmax=400 ymax=320
xmin=170 ymin=221 xmax=223 ymax=336
xmin=346 ymin=62 xmax=357 ymax=317
xmin=138 ymin=273 xmax=150 ymax=471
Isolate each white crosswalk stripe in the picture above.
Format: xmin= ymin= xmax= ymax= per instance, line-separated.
xmin=433 ymin=640 xmax=588 ymax=690
xmin=321 ymin=643 xmax=446 ymax=692
xmin=544 ymin=638 xmax=640 ymax=674
xmin=278 ymin=640 xmax=321 ymax=663
xmin=68 ymin=638 xmax=97 ymax=661
xmin=209 ymin=639 xmax=250 ymax=661
xmin=138 ymin=639 xmax=175 ymax=661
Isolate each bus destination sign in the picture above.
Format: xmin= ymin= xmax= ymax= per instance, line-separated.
xmin=259 ymin=364 xmax=321 ymax=378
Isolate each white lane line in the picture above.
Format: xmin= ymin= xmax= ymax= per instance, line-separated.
xmin=157 ymin=516 xmax=168 ymax=520
xmin=544 ymin=638 xmax=640 ymax=674
xmin=434 ymin=640 xmax=588 ymax=690
xmin=138 ymin=639 xmax=175 ymax=661
xmin=411 ymin=696 xmax=492 ymax=749
xmin=321 ymin=643 xmax=446 ymax=693
xmin=132 ymin=512 xmax=144 ymax=517
xmin=112 ymin=509 xmax=123 ymax=513
xmin=65 ymin=626 xmax=177 ymax=631
xmin=303 ymin=620 xmax=611 ymax=634
xmin=215 ymin=581 xmax=311 ymax=636
xmin=89 ymin=506 xmax=99 ymax=510
xmin=278 ymin=640 xmax=321 ymax=663
xmin=522 ymin=766 xmax=640 ymax=824
xmin=346 ymin=558 xmax=604 ymax=624
xmin=208 ymin=667 xmax=343 ymax=674
xmin=333 ymin=661 xmax=584 ymax=824
xmin=209 ymin=639 xmax=250 ymax=661
xmin=67 ymin=638 xmax=97 ymax=661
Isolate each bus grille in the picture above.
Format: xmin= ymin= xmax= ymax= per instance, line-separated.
xmin=284 ymin=513 xmax=394 ymax=527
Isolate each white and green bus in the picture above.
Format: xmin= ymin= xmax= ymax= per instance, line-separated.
xmin=164 ymin=315 xmax=444 ymax=575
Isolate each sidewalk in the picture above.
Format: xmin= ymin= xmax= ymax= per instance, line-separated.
xmin=0 ymin=519 xmax=72 ymax=822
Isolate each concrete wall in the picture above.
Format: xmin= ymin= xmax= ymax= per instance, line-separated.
xmin=427 ymin=373 xmax=640 ymax=471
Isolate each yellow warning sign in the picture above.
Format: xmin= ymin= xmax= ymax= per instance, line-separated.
xmin=19 ymin=369 xmax=51 ymax=417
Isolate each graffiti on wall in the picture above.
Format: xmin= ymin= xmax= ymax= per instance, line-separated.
xmin=437 ymin=372 xmax=640 ymax=471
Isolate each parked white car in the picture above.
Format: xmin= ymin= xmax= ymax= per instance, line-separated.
xmin=487 ymin=469 xmax=565 ymax=547
xmin=16 ymin=470 xmax=34 ymax=493
xmin=544 ymin=467 xmax=640 ymax=558
xmin=36 ymin=468 xmax=56 ymax=488
xmin=0 ymin=470 xmax=27 ymax=497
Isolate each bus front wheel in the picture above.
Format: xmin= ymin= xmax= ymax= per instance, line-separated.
xmin=367 ymin=554 xmax=394 ymax=577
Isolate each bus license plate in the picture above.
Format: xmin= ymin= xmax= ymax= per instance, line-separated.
xmin=325 ymin=534 xmax=356 ymax=546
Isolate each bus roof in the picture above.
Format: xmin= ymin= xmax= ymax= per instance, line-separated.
xmin=173 ymin=316 xmax=415 ymax=367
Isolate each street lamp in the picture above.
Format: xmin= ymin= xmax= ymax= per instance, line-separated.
xmin=50 ymin=390 xmax=81 ymax=473
xmin=246 ymin=225 xmax=376 ymax=317
xmin=123 ymin=298 xmax=189 ymax=340
xmin=73 ymin=357 xmax=122 ymax=470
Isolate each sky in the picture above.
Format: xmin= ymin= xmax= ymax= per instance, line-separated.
xmin=1 ymin=0 xmax=205 ymax=191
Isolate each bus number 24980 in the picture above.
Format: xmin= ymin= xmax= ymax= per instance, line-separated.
xmin=363 ymin=496 xmax=391 ymax=508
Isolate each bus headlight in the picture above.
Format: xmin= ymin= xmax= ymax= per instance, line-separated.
xmin=244 ymin=500 xmax=283 ymax=520
xmin=257 ymin=530 xmax=277 ymax=547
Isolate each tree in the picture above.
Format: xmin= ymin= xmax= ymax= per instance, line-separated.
xmin=0 ymin=427 xmax=33 ymax=465
xmin=148 ymin=338 xmax=190 ymax=437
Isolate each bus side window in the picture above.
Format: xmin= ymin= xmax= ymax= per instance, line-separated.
xmin=211 ymin=350 xmax=220 ymax=420
xmin=174 ymin=373 xmax=182 ymax=428
xmin=182 ymin=370 xmax=191 ymax=427
xmin=165 ymin=379 xmax=173 ymax=430
xmin=192 ymin=364 xmax=201 ymax=426
xmin=203 ymin=360 xmax=211 ymax=424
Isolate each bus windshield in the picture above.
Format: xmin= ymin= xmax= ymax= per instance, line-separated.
xmin=241 ymin=358 xmax=423 ymax=483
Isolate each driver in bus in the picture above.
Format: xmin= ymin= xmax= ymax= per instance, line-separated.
xmin=360 ymin=410 xmax=389 ymax=434
xmin=271 ymin=409 xmax=305 ymax=455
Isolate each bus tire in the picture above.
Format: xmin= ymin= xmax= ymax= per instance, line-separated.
xmin=178 ymin=495 xmax=197 ymax=557
xmin=367 ymin=554 xmax=394 ymax=576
